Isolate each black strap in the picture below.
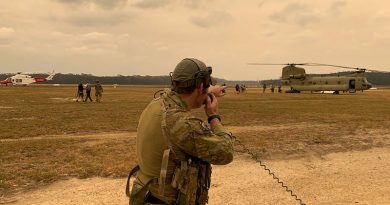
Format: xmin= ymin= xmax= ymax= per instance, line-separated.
xmin=125 ymin=165 xmax=140 ymax=197
xmin=207 ymin=114 xmax=221 ymax=124
xmin=144 ymin=192 xmax=167 ymax=204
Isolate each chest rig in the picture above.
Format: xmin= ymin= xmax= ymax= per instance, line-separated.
xmin=158 ymin=93 xmax=211 ymax=205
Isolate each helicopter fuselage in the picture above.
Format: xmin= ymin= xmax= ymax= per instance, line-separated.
xmin=283 ymin=75 xmax=372 ymax=92
xmin=0 ymin=72 xmax=55 ymax=86
xmin=281 ymin=65 xmax=372 ymax=93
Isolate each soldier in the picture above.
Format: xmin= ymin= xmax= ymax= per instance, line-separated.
xmin=94 ymin=80 xmax=103 ymax=103
xmin=262 ymin=83 xmax=266 ymax=93
xmin=127 ymin=58 xmax=234 ymax=205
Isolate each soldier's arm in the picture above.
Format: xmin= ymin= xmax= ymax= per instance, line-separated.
xmin=170 ymin=117 xmax=234 ymax=165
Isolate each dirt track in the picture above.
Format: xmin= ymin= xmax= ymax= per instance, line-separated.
xmin=6 ymin=147 xmax=390 ymax=205
xmin=1 ymin=123 xmax=390 ymax=205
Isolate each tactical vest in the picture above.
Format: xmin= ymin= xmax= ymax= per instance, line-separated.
xmin=127 ymin=92 xmax=211 ymax=205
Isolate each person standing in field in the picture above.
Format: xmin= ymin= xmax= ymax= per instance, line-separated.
xmin=76 ymin=83 xmax=84 ymax=102
xmin=270 ymin=84 xmax=275 ymax=93
xmin=278 ymin=84 xmax=282 ymax=93
xmin=222 ymin=83 xmax=227 ymax=94
xmin=84 ymin=82 xmax=93 ymax=102
xmin=263 ymin=83 xmax=266 ymax=93
xmin=127 ymin=58 xmax=234 ymax=205
xmin=235 ymin=83 xmax=240 ymax=94
xmin=95 ymin=80 xmax=103 ymax=103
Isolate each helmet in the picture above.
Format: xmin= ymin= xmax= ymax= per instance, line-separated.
xmin=171 ymin=58 xmax=216 ymax=88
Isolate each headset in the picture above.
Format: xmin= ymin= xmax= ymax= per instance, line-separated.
xmin=185 ymin=58 xmax=213 ymax=89
xmin=170 ymin=58 xmax=213 ymax=89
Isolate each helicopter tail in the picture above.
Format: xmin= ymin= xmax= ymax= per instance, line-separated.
xmin=46 ymin=70 xmax=56 ymax=81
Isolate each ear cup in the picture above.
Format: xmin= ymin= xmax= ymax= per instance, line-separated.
xmin=195 ymin=77 xmax=203 ymax=87
xmin=183 ymin=58 xmax=211 ymax=88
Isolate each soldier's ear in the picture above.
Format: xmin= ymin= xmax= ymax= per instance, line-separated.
xmin=195 ymin=83 xmax=204 ymax=95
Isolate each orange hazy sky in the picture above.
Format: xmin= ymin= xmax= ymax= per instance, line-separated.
xmin=1 ymin=0 xmax=389 ymax=80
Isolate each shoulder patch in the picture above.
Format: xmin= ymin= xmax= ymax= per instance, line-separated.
xmin=186 ymin=118 xmax=211 ymax=135
xmin=199 ymin=121 xmax=210 ymax=133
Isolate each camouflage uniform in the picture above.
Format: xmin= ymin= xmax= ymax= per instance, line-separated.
xmin=95 ymin=81 xmax=103 ymax=102
xmin=130 ymin=58 xmax=234 ymax=205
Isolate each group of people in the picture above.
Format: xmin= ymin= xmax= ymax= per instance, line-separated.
xmin=262 ymin=83 xmax=282 ymax=93
xmin=235 ymin=84 xmax=247 ymax=94
xmin=76 ymin=81 xmax=104 ymax=102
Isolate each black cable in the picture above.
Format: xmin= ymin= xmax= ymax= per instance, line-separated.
xmin=153 ymin=89 xmax=165 ymax=99
xmin=235 ymin=138 xmax=307 ymax=205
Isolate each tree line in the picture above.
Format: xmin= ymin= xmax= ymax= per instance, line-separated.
xmin=0 ymin=72 xmax=389 ymax=86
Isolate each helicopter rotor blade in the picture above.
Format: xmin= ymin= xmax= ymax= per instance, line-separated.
xmin=305 ymin=63 xmax=390 ymax=73
xmin=247 ymin=63 xmax=308 ymax=66
xmin=248 ymin=63 xmax=287 ymax=66
xmin=248 ymin=62 xmax=390 ymax=73
xmin=366 ymin=69 xmax=390 ymax=73
xmin=303 ymin=63 xmax=362 ymax=70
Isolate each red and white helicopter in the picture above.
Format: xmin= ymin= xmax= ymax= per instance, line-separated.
xmin=0 ymin=71 xmax=56 ymax=86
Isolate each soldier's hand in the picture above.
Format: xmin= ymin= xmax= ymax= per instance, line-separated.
xmin=205 ymin=93 xmax=218 ymax=116
xmin=208 ymin=85 xmax=227 ymax=97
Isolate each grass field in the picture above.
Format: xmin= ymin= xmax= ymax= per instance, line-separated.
xmin=1 ymin=85 xmax=390 ymax=197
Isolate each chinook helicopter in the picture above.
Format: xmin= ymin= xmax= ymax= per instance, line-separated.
xmin=248 ymin=63 xmax=389 ymax=94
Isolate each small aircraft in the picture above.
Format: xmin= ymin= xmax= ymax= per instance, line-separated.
xmin=248 ymin=63 xmax=389 ymax=94
xmin=0 ymin=71 xmax=56 ymax=86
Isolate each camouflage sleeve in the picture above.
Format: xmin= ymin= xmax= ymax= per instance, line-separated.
xmin=169 ymin=116 xmax=234 ymax=165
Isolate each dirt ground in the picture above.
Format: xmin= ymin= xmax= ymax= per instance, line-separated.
xmin=3 ymin=130 xmax=389 ymax=205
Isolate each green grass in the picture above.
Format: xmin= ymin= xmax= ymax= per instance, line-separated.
xmin=1 ymin=86 xmax=390 ymax=139
xmin=0 ymin=86 xmax=157 ymax=139
xmin=1 ymin=85 xmax=390 ymax=196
